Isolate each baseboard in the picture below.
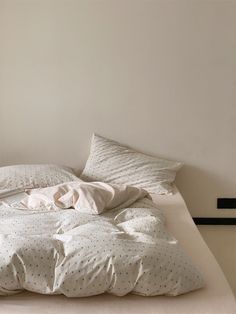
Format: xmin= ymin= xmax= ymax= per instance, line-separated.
xmin=193 ymin=217 xmax=236 ymax=225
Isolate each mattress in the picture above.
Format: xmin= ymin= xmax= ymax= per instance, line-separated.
xmin=1 ymin=187 xmax=235 ymax=314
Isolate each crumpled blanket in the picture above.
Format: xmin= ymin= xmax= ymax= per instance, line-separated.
xmin=0 ymin=182 xmax=204 ymax=297
xmin=8 ymin=181 xmax=148 ymax=214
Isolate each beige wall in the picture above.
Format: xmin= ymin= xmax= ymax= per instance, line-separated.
xmin=0 ymin=0 xmax=236 ymax=217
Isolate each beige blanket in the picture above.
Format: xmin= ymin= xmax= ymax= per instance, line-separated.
xmin=17 ymin=181 xmax=148 ymax=214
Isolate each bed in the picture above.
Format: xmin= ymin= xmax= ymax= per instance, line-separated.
xmin=1 ymin=186 xmax=235 ymax=314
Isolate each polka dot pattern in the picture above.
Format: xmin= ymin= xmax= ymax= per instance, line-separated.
xmin=81 ymin=134 xmax=183 ymax=195
xmin=0 ymin=197 xmax=204 ymax=297
xmin=0 ymin=164 xmax=79 ymax=191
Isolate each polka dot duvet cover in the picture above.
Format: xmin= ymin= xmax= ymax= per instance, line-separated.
xmin=0 ymin=196 xmax=204 ymax=297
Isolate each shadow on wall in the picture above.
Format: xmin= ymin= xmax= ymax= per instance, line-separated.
xmin=176 ymin=165 xmax=233 ymax=217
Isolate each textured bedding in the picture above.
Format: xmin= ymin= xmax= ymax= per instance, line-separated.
xmin=0 ymin=164 xmax=79 ymax=191
xmin=0 ymin=185 xmax=204 ymax=297
xmin=7 ymin=181 xmax=148 ymax=215
xmin=81 ymin=134 xmax=183 ymax=195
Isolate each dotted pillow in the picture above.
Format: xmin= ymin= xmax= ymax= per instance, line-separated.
xmin=81 ymin=134 xmax=183 ymax=195
xmin=0 ymin=164 xmax=79 ymax=191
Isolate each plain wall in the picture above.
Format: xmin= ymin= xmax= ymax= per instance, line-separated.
xmin=0 ymin=0 xmax=236 ymax=217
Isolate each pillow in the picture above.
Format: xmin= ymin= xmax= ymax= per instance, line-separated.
xmin=81 ymin=134 xmax=183 ymax=194
xmin=0 ymin=164 xmax=80 ymax=191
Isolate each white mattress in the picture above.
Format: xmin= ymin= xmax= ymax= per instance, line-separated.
xmin=1 ymin=187 xmax=235 ymax=314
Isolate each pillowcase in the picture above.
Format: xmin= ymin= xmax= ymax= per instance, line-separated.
xmin=81 ymin=134 xmax=183 ymax=195
xmin=0 ymin=164 xmax=79 ymax=191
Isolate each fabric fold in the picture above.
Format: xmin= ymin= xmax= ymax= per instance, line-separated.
xmin=18 ymin=181 xmax=148 ymax=214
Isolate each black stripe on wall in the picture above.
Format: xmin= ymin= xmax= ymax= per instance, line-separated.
xmin=193 ymin=217 xmax=236 ymax=225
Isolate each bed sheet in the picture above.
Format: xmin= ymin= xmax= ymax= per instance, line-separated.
xmin=1 ymin=187 xmax=235 ymax=314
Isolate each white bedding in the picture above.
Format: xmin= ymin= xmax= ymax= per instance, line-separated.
xmin=1 ymin=187 xmax=235 ymax=314
xmin=0 ymin=184 xmax=203 ymax=297
xmin=7 ymin=181 xmax=148 ymax=214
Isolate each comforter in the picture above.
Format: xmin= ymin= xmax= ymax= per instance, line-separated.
xmin=0 ymin=183 xmax=204 ymax=297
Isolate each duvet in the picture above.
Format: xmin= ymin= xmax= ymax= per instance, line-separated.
xmin=0 ymin=182 xmax=204 ymax=297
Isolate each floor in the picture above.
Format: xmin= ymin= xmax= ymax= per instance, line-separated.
xmin=198 ymin=225 xmax=236 ymax=297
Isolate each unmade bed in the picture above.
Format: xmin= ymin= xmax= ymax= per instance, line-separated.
xmin=1 ymin=187 xmax=235 ymax=314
